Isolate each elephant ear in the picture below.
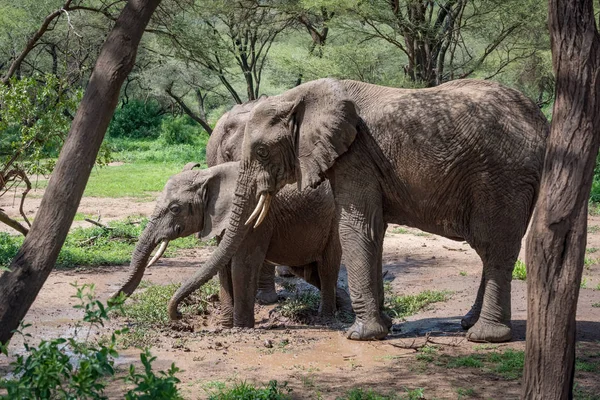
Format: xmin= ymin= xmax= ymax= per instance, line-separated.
xmin=287 ymin=79 xmax=359 ymax=191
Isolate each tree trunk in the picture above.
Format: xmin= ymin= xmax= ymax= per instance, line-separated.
xmin=522 ymin=0 xmax=600 ymax=398
xmin=0 ymin=0 xmax=162 ymax=345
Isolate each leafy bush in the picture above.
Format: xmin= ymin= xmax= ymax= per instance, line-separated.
xmin=512 ymin=260 xmax=527 ymax=281
xmin=158 ymin=116 xmax=199 ymax=145
xmin=0 ymin=284 xmax=183 ymax=399
xmin=108 ymin=100 xmax=163 ymax=139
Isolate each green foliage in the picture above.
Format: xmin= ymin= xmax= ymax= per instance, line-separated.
xmin=383 ymin=284 xmax=450 ymax=319
xmin=338 ymin=387 xmax=425 ymax=400
xmin=158 ymin=116 xmax=201 ymax=145
xmin=0 ymin=74 xmax=82 ymax=170
xmin=207 ymin=380 xmax=291 ymax=400
xmin=276 ymin=290 xmax=321 ymax=322
xmin=117 ymin=281 xmax=218 ymax=326
xmin=108 ymin=100 xmax=163 ymax=139
xmin=431 ymin=349 xmax=524 ymax=380
xmin=512 ymin=260 xmax=527 ymax=281
xmin=0 ymin=284 xmax=183 ymax=400
xmin=124 ymin=350 xmax=182 ymax=400
xmin=0 ymin=219 xmax=201 ymax=270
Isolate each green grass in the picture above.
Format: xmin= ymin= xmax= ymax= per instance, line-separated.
xmin=512 ymin=260 xmax=527 ymax=280
xmin=459 ymin=271 xmax=467 ymax=276
xmin=206 ymin=380 xmax=291 ymax=400
xmin=588 ymin=225 xmax=600 ymax=234
xmin=391 ymin=227 xmax=408 ymax=234
xmin=0 ymin=218 xmax=203 ymax=270
xmin=276 ymin=290 xmax=321 ymax=322
xmin=434 ymin=350 xmax=525 ymax=380
xmin=338 ymin=387 xmax=425 ymax=400
xmin=118 ymin=280 xmax=219 ymax=326
xmin=383 ymin=283 xmax=451 ymax=319
xmin=587 ymin=247 xmax=599 ymax=254
xmin=456 ymin=388 xmax=476 ymax=398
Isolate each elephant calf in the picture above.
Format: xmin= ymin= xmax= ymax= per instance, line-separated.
xmin=113 ymin=161 xmax=350 ymax=328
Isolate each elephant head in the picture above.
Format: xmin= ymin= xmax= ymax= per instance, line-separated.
xmin=207 ymin=97 xmax=268 ymax=167
xmin=112 ymin=162 xmax=239 ymax=299
xmin=241 ymin=78 xmax=359 ymax=226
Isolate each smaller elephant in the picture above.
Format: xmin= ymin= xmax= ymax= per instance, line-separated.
xmin=113 ymin=161 xmax=351 ymax=328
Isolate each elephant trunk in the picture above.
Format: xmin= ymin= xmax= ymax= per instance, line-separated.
xmin=167 ymin=163 xmax=258 ymax=319
xmin=112 ymin=221 xmax=160 ymax=299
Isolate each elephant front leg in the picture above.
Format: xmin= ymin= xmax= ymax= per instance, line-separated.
xmin=340 ymin=208 xmax=389 ymax=341
xmin=231 ymin=233 xmax=270 ymax=328
xmin=255 ymin=263 xmax=279 ymax=305
xmin=218 ymin=263 xmax=234 ymax=328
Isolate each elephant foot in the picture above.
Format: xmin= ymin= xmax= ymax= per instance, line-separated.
xmin=168 ymin=300 xmax=183 ymax=321
xmin=220 ymin=316 xmax=234 ymax=328
xmin=380 ymin=312 xmax=393 ymax=330
xmin=461 ymin=306 xmax=481 ymax=330
xmin=466 ymin=319 xmax=512 ymax=343
xmin=346 ymin=317 xmax=390 ymax=341
xmin=256 ymin=289 xmax=279 ymax=305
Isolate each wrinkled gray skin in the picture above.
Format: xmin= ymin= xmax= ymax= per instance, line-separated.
xmin=205 ymin=98 xmax=351 ymax=314
xmin=112 ymin=160 xmax=347 ymax=327
xmin=168 ymin=78 xmax=548 ymax=342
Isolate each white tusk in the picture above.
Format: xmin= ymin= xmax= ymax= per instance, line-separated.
xmin=245 ymin=193 xmax=266 ymax=226
xmin=147 ymin=240 xmax=169 ymax=268
xmin=253 ymin=194 xmax=271 ymax=228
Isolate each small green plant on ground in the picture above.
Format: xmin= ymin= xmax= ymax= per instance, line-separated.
xmin=593 ymin=303 xmax=600 ymax=308
xmin=0 ymin=284 xmax=182 ymax=399
xmin=581 ymin=278 xmax=588 ymax=289
xmin=338 ymin=387 xmax=425 ymax=400
xmin=383 ymin=283 xmax=450 ymax=319
xmin=457 ymin=387 xmax=476 ymax=398
xmin=587 ymin=247 xmax=599 ymax=254
xmin=459 ymin=271 xmax=467 ymax=276
xmin=206 ymin=380 xmax=291 ymax=400
xmin=276 ymin=290 xmax=321 ymax=322
xmin=391 ymin=227 xmax=408 ymax=234
xmin=512 ymin=260 xmax=527 ymax=280
xmin=588 ymin=225 xmax=600 ymax=234
xmin=429 ymin=349 xmax=525 ymax=380
xmin=114 ymin=280 xmax=219 ymax=347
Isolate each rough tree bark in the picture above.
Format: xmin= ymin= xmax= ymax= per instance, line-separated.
xmin=0 ymin=0 xmax=162 ymax=345
xmin=522 ymin=0 xmax=600 ymax=398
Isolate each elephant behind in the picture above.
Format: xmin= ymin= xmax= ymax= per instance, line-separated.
xmin=167 ymin=78 xmax=549 ymax=343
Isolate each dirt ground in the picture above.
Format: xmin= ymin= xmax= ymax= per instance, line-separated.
xmin=1 ymin=191 xmax=600 ymax=399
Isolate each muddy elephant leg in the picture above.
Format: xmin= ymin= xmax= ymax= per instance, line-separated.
xmin=466 ymin=241 xmax=519 ymax=342
xmin=461 ymin=272 xmax=485 ymax=329
xmin=218 ymin=263 xmax=234 ymax=328
xmin=339 ymin=200 xmax=389 ymax=340
xmin=231 ymin=233 xmax=271 ymax=328
xmin=256 ymin=263 xmax=279 ymax=305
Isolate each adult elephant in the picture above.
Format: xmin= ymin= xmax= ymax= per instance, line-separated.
xmin=206 ymin=98 xmax=286 ymax=305
xmin=168 ymin=78 xmax=549 ymax=342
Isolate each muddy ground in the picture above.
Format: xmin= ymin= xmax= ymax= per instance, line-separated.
xmin=1 ymin=190 xmax=600 ymax=399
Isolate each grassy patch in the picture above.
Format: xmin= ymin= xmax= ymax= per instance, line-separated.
xmin=383 ymin=283 xmax=451 ymax=319
xmin=206 ymin=380 xmax=291 ymax=400
xmin=588 ymin=225 xmax=600 ymax=234
xmin=338 ymin=387 xmax=425 ymax=400
xmin=276 ymin=290 xmax=321 ymax=322
xmin=391 ymin=227 xmax=409 ymax=234
xmin=512 ymin=260 xmax=527 ymax=281
xmin=587 ymin=247 xmax=599 ymax=254
xmin=434 ymin=350 xmax=524 ymax=380
xmin=115 ymin=280 xmax=219 ymax=347
xmin=456 ymin=388 xmax=476 ymax=398
xmin=0 ymin=219 xmax=203 ymax=270
xmin=459 ymin=271 xmax=467 ymax=276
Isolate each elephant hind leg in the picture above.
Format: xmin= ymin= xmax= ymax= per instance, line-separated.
xmin=256 ymin=263 xmax=279 ymax=305
xmin=466 ymin=238 xmax=520 ymax=343
xmin=218 ymin=263 xmax=234 ymax=328
xmin=461 ymin=272 xmax=485 ymax=329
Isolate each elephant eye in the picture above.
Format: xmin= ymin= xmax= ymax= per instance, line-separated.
xmin=255 ymin=145 xmax=269 ymax=160
xmin=169 ymin=204 xmax=182 ymax=214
